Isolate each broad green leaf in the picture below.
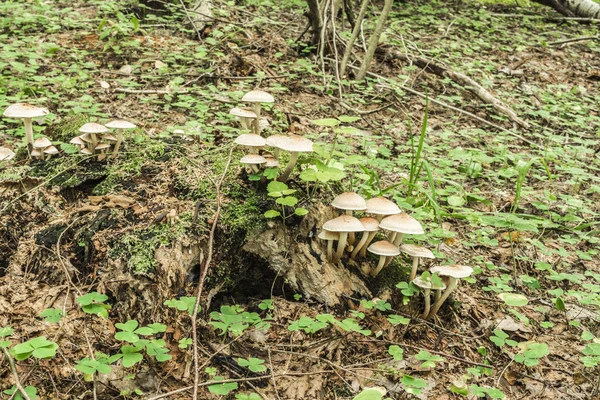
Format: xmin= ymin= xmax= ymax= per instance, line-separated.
xmin=498 ymin=293 xmax=528 ymax=307
xmin=388 ymin=345 xmax=404 ymax=360
xmin=294 ymin=208 xmax=308 ymax=216
xmin=337 ymin=115 xmax=361 ymax=123
xmin=312 ymin=118 xmax=340 ymax=127
xmin=267 ymin=181 xmax=288 ymax=193
xmin=115 ymin=320 xmax=139 ymax=332
xmin=264 ymin=210 xmax=281 ymax=218
xmin=276 ymin=196 xmax=298 ymax=206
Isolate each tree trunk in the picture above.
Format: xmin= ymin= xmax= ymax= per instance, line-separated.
xmin=533 ymin=0 xmax=600 ymax=18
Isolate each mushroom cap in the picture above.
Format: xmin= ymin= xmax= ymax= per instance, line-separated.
xmin=105 ymin=120 xmax=136 ymax=129
xmin=266 ymin=134 xmax=313 ymax=153
xmin=79 ymin=133 xmax=93 ymax=143
xmin=102 ymin=133 xmax=118 ymax=141
xmin=33 ymin=137 xmax=52 ymax=148
xmin=318 ymin=230 xmax=339 ymax=240
xmin=365 ymin=197 xmax=402 ymax=216
xmin=332 ymin=192 xmax=367 ymax=212
xmin=264 ymin=157 xmax=280 ymax=168
xmin=173 ymin=129 xmax=185 ymax=135
xmin=70 ymin=136 xmax=86 ymax=146
xmin=31 ymin=149 xmax=42 ymax=157
xmin=43 ymin=146 xmax=59 ymax=155
xmin=359 ymin=217 xmax=380 ymax=232
xmin=258 ymin=119 xmax=270 ymax=132
xmin=412 ymin=276 xmax=447 ymax=290
xmin=0 ymin=147 xmax=16 ymax=161
xmin=242 ymin=90 xmax=274 ymax=103
xmin=379 ymin=213 xmax=424 ymax=235
xmin=240 ymin=154 xmax=267 ymax=165
xmin=81 ymin=148 xmax=93 ymax=155
xmin=229 ymin=107 xmax=257 ymax=119
xmin=367 ymin=240 xmax=400 ymax=257
xmin=79 ymin=122 xmax=109 ymax=134
xmin=430 ymin=264 xmax=474 ymax=279
xmin=399 ymin=244 xmax=434 ymax=258
xmin=234 ymin=133 xmax=266 ymax=147
xmin=322 ymin=215 xmax=364 ymax=233
xmin=95 ymin=143 xmax=111 ymax=150
xmin=3 ymin=103 xmax=49 ymax=119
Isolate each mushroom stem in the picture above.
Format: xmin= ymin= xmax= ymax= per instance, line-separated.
xmin=422 ymin=288 xmax=431 ymax=318
xmin=351 ymin=232 xmax=369 ymax=260
xmin=359 ymin=231 xmax=378 ymax=258
xmin=90 ymin=132 xmax=98 ymax=151
xmin=371 ymin=256 xmax=387 ymax=277
xmin=389 ymin=232 xmax=396 ymax=243
xmin=279 ymin=151 xmax=299 ymax=182
xmin=435 ymin=288 xmax=442 ymax=303
xmin=23 ymin=117 xmax=34 ymax=146
xmin=427 ymin=277 xmax=458 ymax=319
xmin=111 ymin=132 xmax=124 ymax=159
xmin=345 ymin=210 xmax=356 ymax=245
xmin=251 ymin=104 xmax=261 ymax=135
xmin=326 ymin=239 xmax=334 ymax=262
xmin=392 ymin=233 xmax=404 ymax=247
xmin=250 ymin=164 xmax=260 ymax=173
xmin=333 ymin=232 xmax=348 ymax=263
xmin=409 ymin=256 xmax=420 ymax=280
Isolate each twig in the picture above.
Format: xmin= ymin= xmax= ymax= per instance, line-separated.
xmin=383 ymin=49 xmax=530 ymax=128
xmin=191 ymin=146 xmax=234 ymax=400
xmin=488 ymin=12 xmax=600 ymax=22
xmin=356 ymin=0 xmax=393 ymax=80
xmin=2 ymin=347 xmax=32 ymax=400
xmin=340 ymin=0 xmax=369 ymax=77
xmin=179 ymin=0 xmax=202 ymax=40
xmin=83 ymin=325 xmax=98 ymax=400
xmin=548 ymin=35 xmax=599 ymax=45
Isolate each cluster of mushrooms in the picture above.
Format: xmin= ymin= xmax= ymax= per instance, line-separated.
xmin=0 ymin=102 xmax=136 ymax=162
xmin=231 ymin=91 xmax=314 ymax=182
xmin=318 ymin=192 xmax=473 ymax=319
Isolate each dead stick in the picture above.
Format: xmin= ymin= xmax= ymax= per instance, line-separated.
xmin=2 ymin=347 xmax=32 ymax=400
xmin=191 ymin=146 xmax=234 ymax=400
xmin=356 ymin=0 xmax=393 ymax=80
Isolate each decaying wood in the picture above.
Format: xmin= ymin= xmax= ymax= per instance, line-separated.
xmin=243 ymin=204 xmax=371 ymax=306
xmin=384 ymin=49 xmax=530 ymax=129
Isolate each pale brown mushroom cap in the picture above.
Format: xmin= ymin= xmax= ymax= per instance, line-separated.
xmin=430 ymin=264 xmax=474 ymax=279
xmin=412 ymin=276 xmax=447 ymax=291
xmin=318 ymin=230 xmax=339 ymax=240
xmin=33 ymin=137 xmax=52 ymax=148
xmin=105 ymin=120 xmax=136 ymax=129
xmin=0 ymin=147 xmax=16 ymax=161
xmin=79 ymin=122 xmax=109 ymax=134
xmin=359 ymin=217 xmax=380 ymax=231
xmin=31 ymin=149 xmax=42 ymax=157
xmin=367 ymin=240 xmax=401 ymax=257
xmin=240 ymin=154 xmax=267 ymax=165
xmin=365 ymin=197 xmax=401 ymax=216
xmin=266 ymin=134 xmax=313 ymax=153
xmin=81 ymin=148 xmax=93 ymax=155
xmin=3 ymin=103 xmax=49 ymax=119
xmin=242 ymin=90 xmax=274 ymax=103
xmin=43 ymin=146 xmax=59 ymax=155
xmin=399 ymin=244 xmax=434 ymax=258
xmin=95 ymin=143 xmax=111 ymax=150
xmin=102 ymin=133 xmax=118 ymax=141
xmin=264 ymin=157 xmax=280 ymax=168
xmin=70 ymin=137 xmax=86 ymax=146
xmin=229 ymin=107 xmax=257 ymax=119
xmin=234 ymin=133 xmax=266 ymax=148
xmin=79 ymin=133 xmax=93 ymax=143
xmin=379 ymin=213 xmax=424 ymax=235
xmin=322 ymin=215 xmax=364 ymax=233
xmin=332 ymin=192 xmax=367 ymax=212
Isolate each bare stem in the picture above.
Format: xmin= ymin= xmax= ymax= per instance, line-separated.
xmin=2 ymin=347 xmax=32 ymax=400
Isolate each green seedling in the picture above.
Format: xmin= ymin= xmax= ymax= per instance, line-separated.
xmin=76 ymin=292 xmax=111 ymax=318
xmin=164 ymin=296 xmax=198 ymax=316
xmin=237 ymin=357 xmax=267 ymax=373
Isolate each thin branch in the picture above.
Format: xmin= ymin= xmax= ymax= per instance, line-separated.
xmin=356 ymin=0 xmax=393 ymax=80
xmin=2 ymin=347 xmax=32 ymax=400
xmin=340 ymin=0 xmax=369 ymax=77
xmin=548 ymin=34 xmax=599 ymax=45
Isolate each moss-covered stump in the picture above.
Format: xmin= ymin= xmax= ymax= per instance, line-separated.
xmin=244 ymin=203 xmax=371 ymax=305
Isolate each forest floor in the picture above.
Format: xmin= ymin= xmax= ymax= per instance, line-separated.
xmin=1 ymin=0 xmax=599 ymax=399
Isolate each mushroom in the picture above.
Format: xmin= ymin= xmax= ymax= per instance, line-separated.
xmin=365 ymin=197 xmax=401 ymax=222
xmin=317 ymin=230 xmax=339 ymax=262
xmin=167 ymin=209 xmax=180 ymax=225
xmin=94 ymin=143 xmax=111 ymax=161
xmin=241 ymin=90 xmax=274 ymax=134
xmin=240 ymin=154 xmax=267 ymax=173
xmin=43 ymin=145 xmax=59 ymax=160
xmin=70 ymin=136 xmax=86 ymax=150
xmin=379 ymin=212 xmax=424 ymax=247
xmin=264 ymin=157 xmax=280 ymax=168
xmin=79 ymin=123 xmax=109 ymax=151
xmin=0 ymin=147 xmax=16 ymax=161
xmin=368 ymin=240 xmax=401 ymax=277
xmin=32 ymin=137 xmax=53 ymax=160
xmin=229 ymin=107 xmax=258 ymax=132
xmin=426 ymin=264 xmax=474 ymax=319
xmin=351 ymin=217 xmax=380 ymax=260
xmin=322 ymin=215 xmax=364 ymax=263
xmin=332 ymin=192 xmax=367 ymax=245
xmin=2 ymin=103 xmax=49 ymax=150
xmin=399 ymin=244 xmax=435 ymax=281
xmin=234 ymin=133 xmax=266 ymax=154
xmin=266 ymin=134 xmax=313 ymax=182
xmin=412 ymin=275 xmax=446 ymax=319
xmin=258 ymin=118 xmax=270 ymax=134
xmin=105 ymin=120 xmax=136 ymax=158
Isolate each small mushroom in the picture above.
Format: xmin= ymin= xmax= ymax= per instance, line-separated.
xmin=43 ymin=145 xmax=59 ymax=159
xmin=2 ymin=103 xmax=49 ymax=150
xmin=0 ymin=147 xmax=16 ymax=161
xmin=318 ymin=230 xmax=339 ymax=262
xmin=365 ymin=197 xmax=401 ymax=222
xmin=399 ymin=244 xmax=435 ymax=281
xmin=234 ymin=133 xmax=266 ymax=154
xmin=241 ymin=90 xmax=274 ymax=134
xmin=426 ymin=264 xmax=474 ymax=319
xmin=105 ymin=120 xmax=136 ymax=158
xmin=266 ymin=134 xmax=313 ymax=182
xmin=240 ymin=154 xmax=267 ymax=173
xmin=322 ymin=215 xmax=364 ymax=263
xmin=351 ymin=217 xmax=379 ymax=260
xmin=368 ymin=240 xmax=400 ymax=277
xmin=331 ymin=192 xmax=367 ymax=245
xmin=166 ymin=209 xmax=180 ymax=225
xmin=229 ymin=107 xmax=258 ymax=132
xmin=412 ymin=275 xmax=446 ymax=319
xmin=79 ymin=122 xmax=109 ymax=151
xmin=32 ymin=137 xmax=53 ymax=160
xmin=95 ymin=142 xmax=111 ymax=161
xmin=379 ymin=212 xmax=424 ymax=247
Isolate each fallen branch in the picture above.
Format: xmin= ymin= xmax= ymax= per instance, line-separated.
xmin=383 ymin=49 xmax=530 ymax=128
xmin=549 ymin=34 xmax=599 ymax=45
